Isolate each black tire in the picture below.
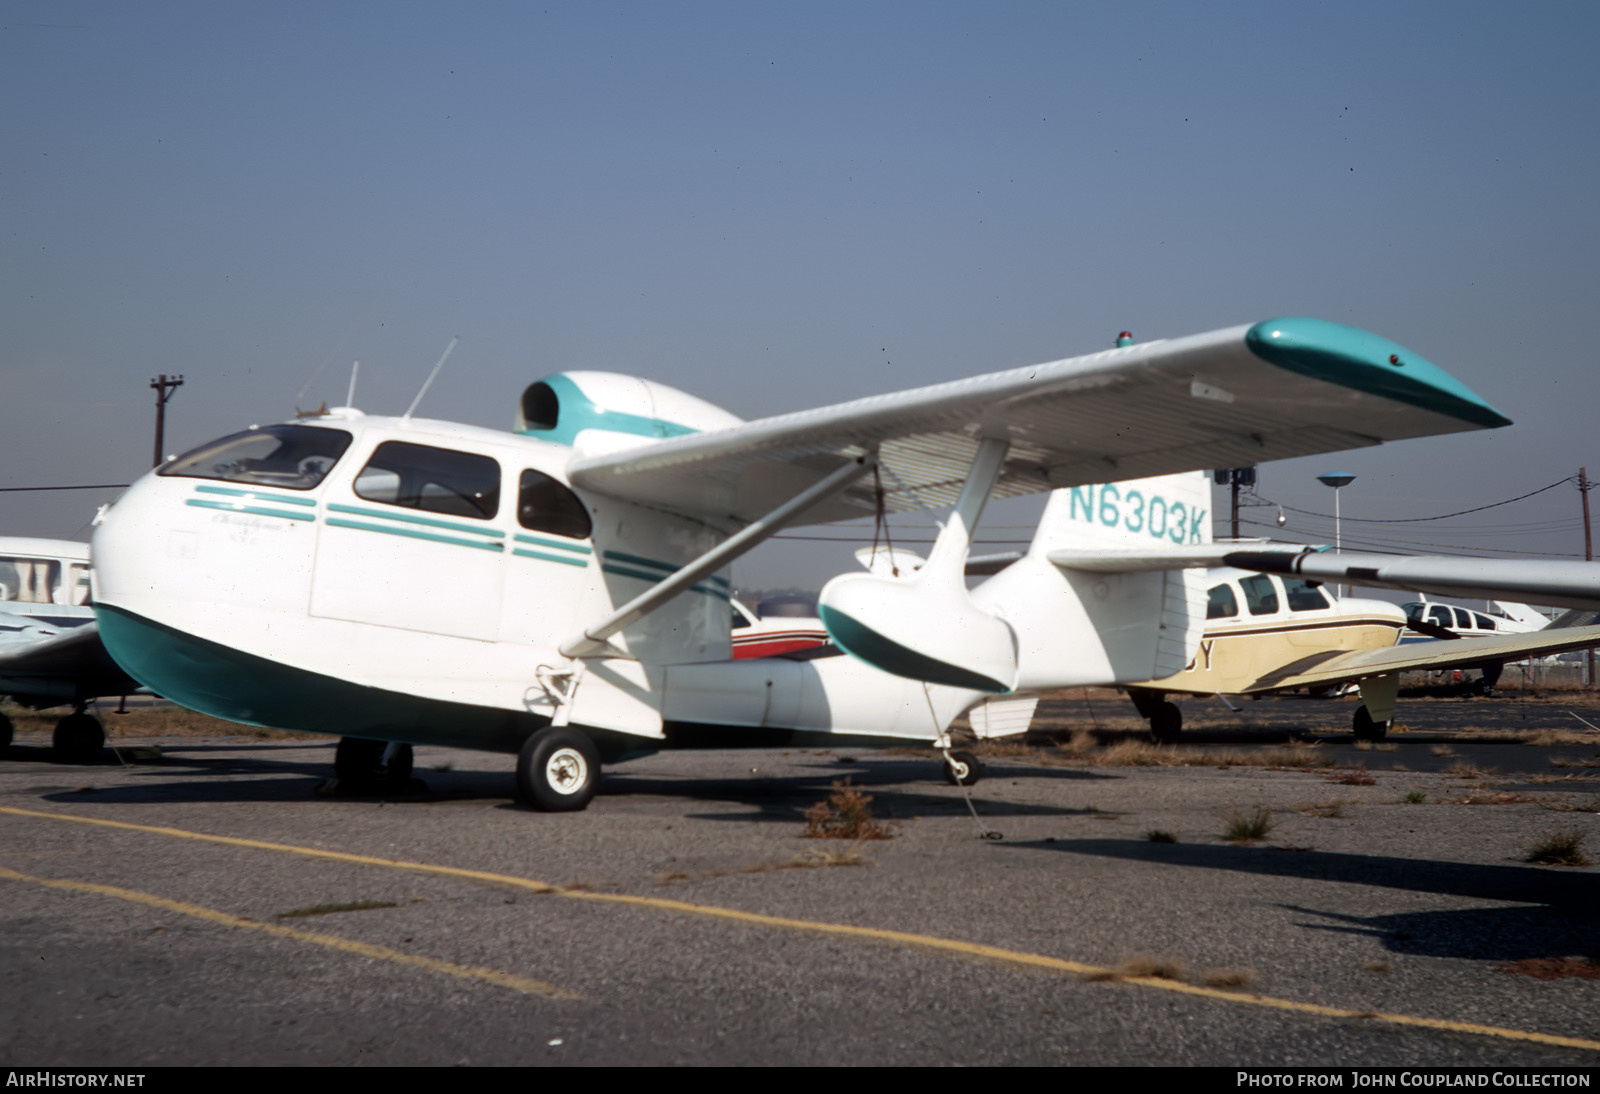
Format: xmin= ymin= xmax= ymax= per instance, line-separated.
xmin=943 ymin=749 xmax=981 ymax=787
xmin=333 ymin=738 xmax=413 ymax=785
xmin=0 ymin=711 xmax=12 ymax=754
xmin=517 ymin=727 xmax=600 ymax=812
xmin=1149 ymin=701 xmax=1183 ymax=744
xmin=53 ymin=713 xmax=104 ymax=764
xmin=1352 ymin=704 xmax=1388 ymax=741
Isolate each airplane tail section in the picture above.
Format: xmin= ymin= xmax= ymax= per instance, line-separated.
xmin=972 ymin=472 xmax=1212 ymax=690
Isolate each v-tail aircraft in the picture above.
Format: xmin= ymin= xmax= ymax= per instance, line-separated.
xmin=89 ymin=317 xmax=1522 ymax=809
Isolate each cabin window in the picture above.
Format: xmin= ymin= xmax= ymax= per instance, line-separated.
xmin=517 ymin=469 xmax=591 ymax=540
xmin=0 ymin=557 xmax=60 ymax=604
xmin=1206 ymin=583 xmax=1238 ymax=619
xmin=1428 ymin=606 xmax=1453 ymax=629
xmin=1473 ymin=613 xmax=1496 ymax=631
xmin=160 ymin=425 xmax=352 ymax=490
xmin=1283 ymin=578 xmax=1330 ymax=612
xmin=1452 ymin=607 xmax=1473 ymax=629
xmin=1240 ymin=575 xmax=1279 ymax=615
xmin=354 ymin=441 xmax=500 ymax=520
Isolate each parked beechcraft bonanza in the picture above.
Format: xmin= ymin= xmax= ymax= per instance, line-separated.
xmin=91 ymin=318 xmax=1526 ymax=810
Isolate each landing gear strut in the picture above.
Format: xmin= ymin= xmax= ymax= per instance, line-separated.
xmin=53 ymin=707 xmax=104 ymax=763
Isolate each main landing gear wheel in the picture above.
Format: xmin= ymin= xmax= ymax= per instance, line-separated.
xmin=943 ymin=750 xmax=982 ymax=787
xmin=1148 ymin=701 xmax=1183 ymax=744
xmin=333 ymin=737 xmax=415 ymax=788
xmin=53 ymin=711 xmax=104 ymax=764
xmin=517 ymin=726 xmax=600 ymax=812
xmin=1352 ymin=704 xmax=1389 ymax=741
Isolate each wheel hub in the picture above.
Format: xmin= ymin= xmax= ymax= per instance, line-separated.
xmin=546 ymin=748 xmax=587 ymax=794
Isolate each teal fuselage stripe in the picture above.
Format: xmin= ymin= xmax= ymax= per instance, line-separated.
xmin=513 ymin=547 xmax=589 ymax=567
xmin=513 ymin=533 xmax=592 ymax=556
xmin=602 ymin=550 xmax=730 ymax=589
xmin=326 ymin=518 xmax=504 ymax=551
xmin=194 ymin=485 xmax=317 ymax=506
xmin=819 ymin=604 xmax=1009 ymax=694
xmin=326 ymin=502 xmax=505 ymax=539
xmin=185 ymin=499 xmax=315 ymax=522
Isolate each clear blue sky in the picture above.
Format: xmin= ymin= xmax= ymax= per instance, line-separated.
xmin=4 ymin=1 xmax=1597 ymax=590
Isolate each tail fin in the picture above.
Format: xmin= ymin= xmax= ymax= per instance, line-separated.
xmin=1032 ymin=471 xmax=1213 ymax=554
xmin=972 ymin=472 xmax=1212 ymax=689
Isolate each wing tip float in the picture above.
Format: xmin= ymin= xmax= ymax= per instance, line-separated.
xmin=1244 ymin=318 xmax=1512 ymax=430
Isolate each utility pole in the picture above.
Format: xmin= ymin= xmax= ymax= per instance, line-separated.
xmin=1213 ymin=467 xmax=1256 ymax=539
xmin=150 ymin=374 xmax=184 ymax=468
xmin=1583 ymin=468 xmax=1593 ymax=686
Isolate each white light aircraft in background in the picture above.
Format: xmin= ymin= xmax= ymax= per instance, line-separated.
xmin=89 ymin=317 xmax=1526 ymax=809
xmin=0 ymin=537 xmax=140 ymax=759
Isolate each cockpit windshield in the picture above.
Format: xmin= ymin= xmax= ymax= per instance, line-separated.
xmin=159 ymin=425 xmax=353 ymax=491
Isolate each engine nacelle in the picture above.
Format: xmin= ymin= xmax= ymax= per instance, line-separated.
xmin=516 ymin=371 xmax=743 ymax=451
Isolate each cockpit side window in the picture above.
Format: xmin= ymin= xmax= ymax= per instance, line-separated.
xmin=354 ymin=441 xmax=500 ymax=520
xmin=517 ymin=469 xmax=591 ymax=540
xmin=160 ymin=426 xmax=353 ymax=490
xmin=1240 ymin=574 xmax=1280 ymax=615
xmin=1428 ymin=605 xmax=1453 ymax=629
xmin=1206 ymin=583 xmax=1238 ymax=619
xmin=1283 ymin=578 xmax=1330 ymax=612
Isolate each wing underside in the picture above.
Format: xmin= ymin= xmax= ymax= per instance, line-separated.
xmin=568 ymin=319 xmax=1509 ymax=526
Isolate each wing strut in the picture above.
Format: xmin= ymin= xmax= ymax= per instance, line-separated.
xmin=560 ymin=455 xmax=877 ymax=659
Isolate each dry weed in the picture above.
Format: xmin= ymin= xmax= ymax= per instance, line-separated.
xmin=803 ymin=779 xmax=897 ymax=840
xmin=1201 ymin=968 xmax=1257 ymax=989
xmin=1525 ymin=829 xmax=1592 ymax=866
xmin=1221 ymin=806 xmax=1275 ymax=843
xmin=1496 ymin=956 xmax=1600 ymax=979
xmin=1115 ymin=953 xmax=1186 ymax=981
xmin=1327 ymin=765 xmax=1376 ymax=786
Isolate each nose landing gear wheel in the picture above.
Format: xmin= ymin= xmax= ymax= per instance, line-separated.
xmin=943 ymin=749 xmax=982 ymax=786
xmin=517 ymin=727 xmax=601 ymax=811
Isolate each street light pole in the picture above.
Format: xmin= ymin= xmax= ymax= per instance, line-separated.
xmin=1316 ymin=471 xmax=1356 ymax=595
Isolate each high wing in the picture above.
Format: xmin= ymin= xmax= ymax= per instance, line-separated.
xmin=1244 ymin=624 xmax=1600 ymax=692
xmin=1226 ymin=550 xmax=1600 ymax=613
xmin=0 ymin=622 xmax=140 ymax=705
xmin=567 ymin=318 xmax=1509 ymax=526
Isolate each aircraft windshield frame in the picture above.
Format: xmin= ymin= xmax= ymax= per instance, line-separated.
xmin=159 ymin=425 xmax=354 ymax=491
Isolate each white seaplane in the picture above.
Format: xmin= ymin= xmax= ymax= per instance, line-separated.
xmin=89 ymin=317 xmax=1529 ymax=809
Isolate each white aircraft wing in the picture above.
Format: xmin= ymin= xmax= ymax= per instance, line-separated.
xmin=1224 ymin=550 xmax=1600 ymax=613
xmin=568 ymin=318 xmax=1510 ymax=525
xmin=0 ymin=621 xmax=140 ymax=704
xmin=1243 ymin=624 xmax=1600 ymax=692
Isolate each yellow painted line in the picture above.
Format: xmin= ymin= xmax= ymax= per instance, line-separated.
xmin=5 ymin=805 xmax=1597 ymax=1053
xmin=0 ymin=863 xmax=576 ymax=1000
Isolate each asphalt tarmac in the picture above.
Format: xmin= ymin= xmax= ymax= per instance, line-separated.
xmin=2 ymin=693 xmax=1598 ymax=1067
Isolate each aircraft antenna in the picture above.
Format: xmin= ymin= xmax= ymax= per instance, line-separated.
xmin=403 ymin=337 xmax=459 ymax=420
xmin=345 ymin=361 xmax=360 ymax=409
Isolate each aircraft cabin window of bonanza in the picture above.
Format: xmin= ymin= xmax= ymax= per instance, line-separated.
xmin=158 ymin=425 xmax=353 ymax=490
xmin=0 ymin=557 xmax=77 ymax=604
xmin=353 ymin=441 xmax=500 ymax=520
xmin=1284 ymin=577 xmax=1331 ymax=612
xmin=517 ymin=469 xmax=592 ymax=540
xmin=1241 ymin=574 xmax=1280 ymax=616
xmin=1207 ymin=584 xmax=1238 ymax=619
